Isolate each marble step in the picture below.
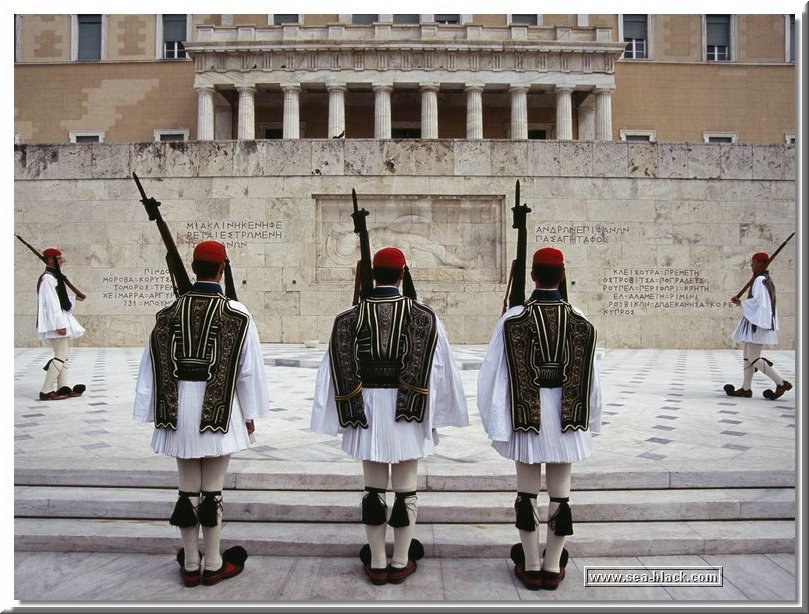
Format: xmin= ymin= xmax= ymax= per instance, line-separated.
xmin=14 ymin=517 xmax=796 ymax=557
xmin=15 ymin=486 xmax=795 ymax=523
xmin=13 ymin=458 xmax=796 ymax=492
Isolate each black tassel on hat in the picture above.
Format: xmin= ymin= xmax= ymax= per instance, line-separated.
xmin=223 ymin=258 xmax=239 ymax=301
xmin=402 ymin=265 xmax=416 ymax=300
xmin=514 ymin=492 xmax=537 ymax=531
xmin=361 ymin=487 xmax=387 ymax=525
xmin=388 ymin=491 xmax=417 ymax=528
xmin=169 ymin=491 xmax=199 ymax=528
xmin=197 ymin=491 xmax=223 ymax=527
xmin=549 ymin=496 xmax=573 ymax=536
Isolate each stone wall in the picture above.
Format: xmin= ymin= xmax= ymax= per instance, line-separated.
xmin=13 ymin=140 xmax=796 ymax=349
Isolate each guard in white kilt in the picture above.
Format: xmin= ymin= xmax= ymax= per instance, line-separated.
xmin=133 ymin=240 xmax=269 ymax=587
xmin=36 ymin=247 xmax=86 ymax=401
xmin=311 ymin=246 xmax=469 ymax=585
xmin=477 ymin=247 xmax=603 ymax=591
xmin=725 ymin=251 xmax=793 ymax=400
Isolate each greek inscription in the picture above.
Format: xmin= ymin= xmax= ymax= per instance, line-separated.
xmin=535 ymin=223 xmax=630 ymax=245
xmin=185 ymin=220 xmax=284 ymax=249
xmin=100 ymin=267 xmax=175 ymax=310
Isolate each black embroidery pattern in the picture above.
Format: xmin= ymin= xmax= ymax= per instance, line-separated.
xmin=329 ymin=307 xmax=367 ymax=428
xmin=395 ymin=301 xmax=438 ymax=423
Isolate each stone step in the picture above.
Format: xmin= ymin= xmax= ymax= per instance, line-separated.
xmin=14 ymin=486 xmax=795 ymax=524
xmin=13 ymin=458 xmax=796 ymax=491
xmin=14 ymin=517 xmax=795 ymax=557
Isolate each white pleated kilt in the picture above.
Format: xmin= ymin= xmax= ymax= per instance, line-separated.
xmin=732 ymin=318 xmax=778 ymax=345
xmin=340 ymin=388 xmax=437 ymax=463
xmin=150 ymin=381 xmax=251 ymax=459
xmin=491 ymin=389 xmax=594 ymax=464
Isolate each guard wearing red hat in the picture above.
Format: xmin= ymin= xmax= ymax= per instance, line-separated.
xmin=725 ymin=251 xmax=792 ymax=400
xmin=133 ymin=240 xmax=269 ymax=587
xmin=312 ymin=246 xmax=469 ymax=586
xmin=477 ymin=246 xmax=602 ymax=591
xmin=36 ymin=247 xmax=86 ymax=401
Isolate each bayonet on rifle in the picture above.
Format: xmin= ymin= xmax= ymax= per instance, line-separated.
xmin=132 ymin=172 xmax=193 ymax=298
xmin=351 ymin=188 xmax=373 ymax=305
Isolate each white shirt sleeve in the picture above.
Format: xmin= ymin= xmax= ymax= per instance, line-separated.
xmin=37 ymin=274 xmax=68 ymax=334
xmin=132 ymin=339 xmax=155 ymax=423
xmin=741 ymin=276 xmax=775 ymax=330
xmin=234 ymin=316 xmax=270 ymax=422
xmin=429 ymin=318 xmax=469 ymax=429
xmin=477 ymin=308 xmax=522 ymax=442
xmin=310 ymin=350 xmax=342 ymax=436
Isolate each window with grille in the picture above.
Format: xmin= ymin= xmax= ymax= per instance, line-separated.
xmin=77 ymin=14 xmax=102 ymax=61
xmin=70 ymin=131 xmax=104 ymax=143
xmin=789 ymin=15 xmax=795 ymax=62
xmin=623 ymin=14 xmax=647 ymax=59
xmin=273 ymin=15 xmax=299 ymax=25
xmin=163 ymin=14 xmax=186 ymax=59
xmin=706 ymin=15 xmax=730 ymax=61
xmin=434 ymin=14 xmax=460 ymax=24
xmin=155 ymin=129 xmax=189 ymax=142
xmin=512 ymin=15 xmax=538 ymax=25
xmin=703 ymin=131 xmax=736 ymax=143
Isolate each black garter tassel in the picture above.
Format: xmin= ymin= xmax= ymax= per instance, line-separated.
xmin=169 ymin=491 xmax=199 ymax=528
xmin=388 ymin=491 xmax=417 ymax=528
xmin=549 ymin=497 xmax=573 ymax=536
xmin=197 ymin=491 xmax=223 ymax=527
xmin=514 ymin=492 xmax=537 ymax=531
xmin=361 ymin=487 xmax=387 ymax=525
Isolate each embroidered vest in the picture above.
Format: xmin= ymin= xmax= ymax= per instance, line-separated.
xmin=503 ymin=299 xmax=596 ymax=433
xmin=150 ymin=290 xmax=250 ymax=433
xmin=328 ymin=295 xmax=438 ymax=428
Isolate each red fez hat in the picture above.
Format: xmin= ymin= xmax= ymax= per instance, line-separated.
xmin=752 ymin=252 xmax=769 ymax=262
xmin=373 ymin=247 xmax=406 ymax=269
xmin=193 ymin=240 xmax=227 ymax=264
xmin=532 ymin=247 xmax=564 ymax=266
xmin=43 ymin=248 xmax=61 ymax=259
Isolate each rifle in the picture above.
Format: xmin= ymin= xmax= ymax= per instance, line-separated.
xmin=502 ymin=180 xmax=531 ymax=314
xmin=734 ymin=232 xmax=795 ymax=299
xmin=351 ymin=188 xmax=374 ymax=305
xmin=15 ymin=234 xmax=86 ymax=301
xmin=132 ymin=172 xmax=193 ymax=298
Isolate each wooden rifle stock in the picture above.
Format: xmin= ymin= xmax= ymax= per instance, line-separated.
xmin=734 ymin=232 xmax=795 ymax=300
xmin=351 ymin=188 xmax=373 ymax=305
xmin=503 ymin=180 xmax=531 ymax=314
xmin=132 ymin=172 xmax=193 ymax=298
xmin=15 ymin=234 xmax=87 ymax=300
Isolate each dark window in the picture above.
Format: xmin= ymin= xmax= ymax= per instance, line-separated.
xmin=706 ymin=14 xmax=730 ymax=61
xmin=625 ymin=134 xmax=651 ymax=142
xmin=789 ymin=15 xmax=795 ymax=62
xmin=163 ymin=14 xmax=186 ymax=59
xmin=273 ymin=14 xmax=299 ymax=25
xmin=352 ymin=15 xmax=378 ymax=25
xmin=707 ymin=135 xmax=733 ymax=143
xmin=75 ymin=134 xmax=101 ymax=143
xmin=392 ymin=127 xmax=421 ymax=139
xmin=434 ymin=14 xmax=460 ymax=24
xmin=528 ymin=128 xmax=548 ymax=140
xmin=77 ymin=14 xmax=101 ymax=61
xmin=393 ymin=14 xmax=420 ymax=24
xmin=512 ymin=15 xmax=538 ymax=25
xmin=264 ymin=127 xmax=283 ymax=139
xmin=623 ymin=14 xmax=647 ymax=59
xmin=159 ymin=133 xmax=186 ymax=142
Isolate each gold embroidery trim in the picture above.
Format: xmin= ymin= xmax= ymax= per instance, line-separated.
xmin=334 ymin=383 xmax=363 ymax=401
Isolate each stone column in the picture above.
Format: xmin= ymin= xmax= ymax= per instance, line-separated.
xmin=465 ymin=84 xmax=484 ymax=139
xmin=555 ymin=86 xmax=574 ymax=141
xmin=196 ymin=87 xmax=215 ymax=141
xmin=327 ymin=82 xmax=346 ymax=138
xmin=578 ymin=105 xmax=595 ymax=142
xmin=281 ymin=83 xmax=301 ymax=139
xmin=420 ymin=82 xmax=439 ymax=139
xmin=594 ymin=87 xmax=614 ymax=142
xmin=373 ymin=84 xmax=392 ymax=139
xmin=509 ymin=85 xmax=529 ymax=140
xmin=236 ymin=85 xmax=256 ymax=140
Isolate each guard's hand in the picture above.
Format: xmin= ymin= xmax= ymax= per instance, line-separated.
xmin=56 ymin=328 xmax=67 ymax=336
xmin=246 ymin=420 xmax=255 ymax=435
xmin=730 ymin=297 xmax=741 ymax=306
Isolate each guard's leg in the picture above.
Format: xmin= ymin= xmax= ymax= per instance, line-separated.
xmin=514 ymin=461 xmax=542 ymax=573
xmin=175 ymin=458 xmax=202 ymax=585
xmin=542 ymin=462 xmax=573 ymax=589
xmin=361 ymin=460 xmax=390 ymax=572
xmin=41 ymin=337 xmax=69 ymax=394
xmin=199 ymin=455 xmax=230 ymax=573
xmin=742 ymin=343 xmax=762 ymax=390
xmin=389 ymin=459 xmax=419 ymax=580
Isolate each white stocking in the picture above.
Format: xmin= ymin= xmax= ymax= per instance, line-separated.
xmin=362 ymin=461 xmax=390 ymax=569
xmin=390 ymin=459 xmax=418 ymax=568
xmin=515 ymin=461 xmax=542 ymax=571
xmin=200 ymin=455 xmax=230 ymax=572
xmin=543 ymin=463 xmax=572 ymax=573
xmin=176 ymin=458 xmax=202 ymax=571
